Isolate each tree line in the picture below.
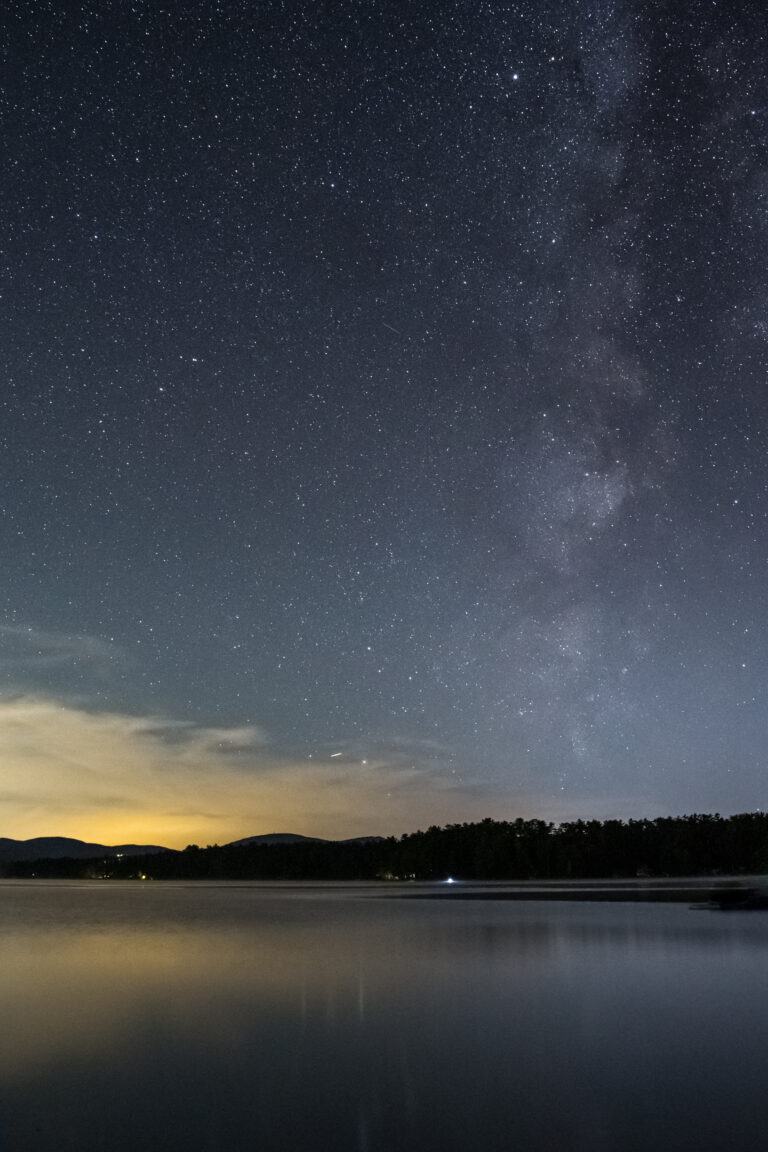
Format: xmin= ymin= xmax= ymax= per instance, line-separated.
xmin=6 ymin=812 xmax=768 ymax=880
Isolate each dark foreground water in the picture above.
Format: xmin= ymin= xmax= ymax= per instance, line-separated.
xmin=1 ymin=881 xmax=768 ymax=1152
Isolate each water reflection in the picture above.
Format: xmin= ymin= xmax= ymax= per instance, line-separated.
xmin=2 ymin=883 xmax=768 ymax=1151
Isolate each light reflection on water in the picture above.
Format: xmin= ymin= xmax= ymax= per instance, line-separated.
xmin=1 ymin=881 xmax=768 ymax=1151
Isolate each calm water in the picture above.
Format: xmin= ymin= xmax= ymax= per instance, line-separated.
xmin=1 ymin=881 xmax=768 ymax=1152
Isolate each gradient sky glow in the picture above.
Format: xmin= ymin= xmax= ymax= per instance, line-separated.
xmin=2 ymin=1 xmax=767 ymax=847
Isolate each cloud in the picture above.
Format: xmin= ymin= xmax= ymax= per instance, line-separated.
xmin=0 ymin=625 xmax=118 ymax=670
xmin=0 ymin=625 xmax=126 ymax=704
xmin=0 ymin=695 xmax=497 ymax=847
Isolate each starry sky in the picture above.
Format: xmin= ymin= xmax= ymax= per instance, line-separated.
xmin=1 ymin=0 xmax=767 ymax=846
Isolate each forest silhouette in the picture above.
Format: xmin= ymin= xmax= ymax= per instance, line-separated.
xmin=6 ymin=812 xmax=768 ymax=881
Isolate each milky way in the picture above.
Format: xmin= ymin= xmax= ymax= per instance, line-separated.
xmin=1 ymin=0 xmax=766 ymax=840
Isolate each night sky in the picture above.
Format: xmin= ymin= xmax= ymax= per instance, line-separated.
xmin=2 ymin=0 xmax=767 ymax=846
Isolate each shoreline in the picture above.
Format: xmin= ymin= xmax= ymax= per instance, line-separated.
xmin=2 ymin=875 xmax=767 ymax=904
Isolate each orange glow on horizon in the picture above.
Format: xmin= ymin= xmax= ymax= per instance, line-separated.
xmin=0 ymin=695 xmax=512 ymax=849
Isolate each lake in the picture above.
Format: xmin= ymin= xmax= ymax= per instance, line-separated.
xmin=1 ymin=880 xmax=767 ymax=1151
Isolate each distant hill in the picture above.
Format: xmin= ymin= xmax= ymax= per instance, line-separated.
xmin=0 ymin=833 xmax=384 ymax=866
xmin=338 ymin=836 xmax=386 ymax=845
xmin=224 ymin=833 xmax=385 ymax=848
xmin=225 ymin=833 xmax=322 ymax=847
xmin=0 ymin=837 xmax=169 ymax=865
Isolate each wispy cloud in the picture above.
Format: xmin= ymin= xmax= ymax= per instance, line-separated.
xmin=0 ymin=625 xmax=118 ymax=670
xmin=0 ymin=695 xmax=497 ymax=847
xmin=0 ymin=624 xmax=126 ymax=708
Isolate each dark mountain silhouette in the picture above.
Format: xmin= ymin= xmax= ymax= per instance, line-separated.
xmin=224 ymin=833 xmax=384 ymax=847
xmin=0 ymin=832 xmax=384 ymax=869
xmin=225 ymin=833 xmax=322 ymax=847
xmin=0 ymin=836 xmax=168 ymax=864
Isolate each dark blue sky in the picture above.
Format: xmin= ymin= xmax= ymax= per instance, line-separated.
xmin=1 ymin=0 xmax=767 ymax=843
